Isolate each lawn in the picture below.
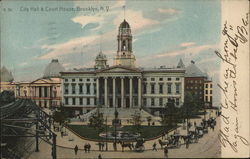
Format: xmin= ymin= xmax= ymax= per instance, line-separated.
xmin=67 ymin=124 xmax=176 ymax=142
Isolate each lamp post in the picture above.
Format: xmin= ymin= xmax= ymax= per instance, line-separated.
xmin=105 ymin=116 xmax=108 ymax=151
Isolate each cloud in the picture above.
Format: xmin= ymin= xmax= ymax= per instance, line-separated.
xmin=158 ymin=8 xmax=180 ymax=15
xmin=19 ymin=62 xmax=28 ymax=66
xmin=179 ymin=42 xmax=196 ymax=48
xmin=37 ymin=35 xmax=98 ymax=60
xmin=72 ymin=16 xmax=103 ymax=30
xmin=113 ymin=9 xmax=159 ymax=32
xmin=156 ymin=44 xmax=218 ymax=58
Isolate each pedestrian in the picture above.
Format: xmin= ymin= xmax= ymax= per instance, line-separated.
xmin=162 ymin=132 xmax=165 ymax=139
xmin=98 ymin=154 xmax=102 ymax=159
xmin=74 ymin=145 xmax=78 ymax=155
xmin=152 ymin=142 xmax=157 ymax=151
xmin=61 ymin=131 xmax=63 ymax=138
xmin=164 ymin=146 xmax=168 ymax=158
xmin=98 ymin=142 xmax=102 ymax=151
xmin=84 ymin=143 xmax=87 ymax=153
xmin=194 ymin=121 xmax=196 ymax=127
xmin=88 ymin=143 xmax=91 ymax=153
xmin=101 ymin=142 xmax=105 ymax=151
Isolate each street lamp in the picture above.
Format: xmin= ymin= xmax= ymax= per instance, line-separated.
xmin=105 ymin=116 xmax=108 ymax=151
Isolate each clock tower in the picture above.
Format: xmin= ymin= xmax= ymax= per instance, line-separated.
xmin=114 ymin=19 xmax=136 ymax=67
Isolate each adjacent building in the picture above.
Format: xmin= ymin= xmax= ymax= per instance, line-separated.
xmin=16 ymin=59 xmax=64 ymax=108
xmin=0 ymin=66 xmax=15 ymax=93
xmin=184 ymin=60 xmax=213 ymax=108
xmin=61 ymin=19 xmax=185 ymax=115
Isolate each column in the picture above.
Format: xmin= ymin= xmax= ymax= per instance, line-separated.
xmin=129 ymin=77 xmax=133 ymax=108
xmin=96 ymin=78 xmax=99 ymax=105
xmin=121 ymin=77 xmax=124 ymax=108
xmin=104 ymin=77 xmax=108 ymax=107
xmin=138 ymin=77 xmax=142 ymax=107
xmin=181 ymin=77 xmax=184 ymax=104
xmin=113 ymin=77 xmax=116 ymax=107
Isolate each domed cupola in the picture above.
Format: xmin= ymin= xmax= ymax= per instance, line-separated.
xmin=43 ymin=59 xmax=65 ymax=78
xmin=94 ymin=51 xmax=108 ymax=69
xmin=114 ymin=19 xmax=136 ymax=67
xmin=119 ymin=19 xmax=130 ymax=29
xmin=0 ymin=66 xmax=14 ymax=82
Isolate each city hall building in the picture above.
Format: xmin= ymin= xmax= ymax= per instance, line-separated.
xmin=61 ymin=20 xmax=185 ymax=115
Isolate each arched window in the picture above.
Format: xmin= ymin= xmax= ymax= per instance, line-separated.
xmin=122 ymin=40 xmax=126 ymax=51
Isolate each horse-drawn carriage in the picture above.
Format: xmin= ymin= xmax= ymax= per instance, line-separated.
xmin=158 ymin=134 xmax=181 ymax=149
xmin=134 ymin=138 xmax=145 ymax=152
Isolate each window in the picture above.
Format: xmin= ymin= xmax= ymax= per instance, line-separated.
xmin=94 ymin=84 xmax=96 ymax=94
xmin=151 ymin=78 xmax=155 ymax=81
xmin=79 ymin=78 xmax=83 ymax=82
xmin=151 ymin=84 xmax=155 ymax=94
xmin=210 ymin=84 xmax=213 ymax=88
xmin=206 ymin=90 xmax=208 ymax=94
xmin=176 ymin=78 xmax=180 ymax=81
xmin=64 ymin=84 xmax=69 ymax=94
xmin=87 ymin=78 xmax=90 ymax=81
xmin=159 ymin=84 xmax=163 ymax=94
xmin=143 ymin=84 xmax=147 ymax=94
xmin=167 ymin=78 xmax=171 ymax=81
xmin=86 ymin=84 xmax=90 ymax=94
xmin=65 ymin=97 xmax=68 ymax=105
xmin=159 ymin=98 xmax=163 ymax=106
xmin=87 ymin=98 xmax=90 ymax=105
xmin=210 ymin=90 xmax=212 ymax=94
xmin=210 ymin=96 xmax=212 ymax=101
xmin=65 ymin=79 xmax=68 ymax=82
xmin=206 ymin=84 xmax=208 ymax=88
xmin=176 ymin=83 xmax=180 ymax=94
xmin=79 ymin=98 xmax=83 ymax=105
xmin=143 ymin=78 xmax=147 ymax=81
xmin=79 ymin=84 xmax=83 ymax=94
xmin=167 ymin=84 xmax=172 ymax=94
xmin=72 ymin=79 xmax=75 ymax=82
xmin=94 ymin=98 xmax=97 ymax=105
xmin=151 ymin=98 xmax=155 ymax=106
xmin=72 ymin=84 xmax=76 ymax=94
xmin=159 ymin=78 xmax=163 ymax=81
xmin=72 ymin=98 xmax=76 ymax=105
xmin=190 ymin=80 xmax=193 ymax=83
xmin=205 ymin=96 xmax=208 ymax=102
xmin=176 ymin=98 xmax=179 ymax=105
xmin=143 ymin=98 xmax=147 ymax=106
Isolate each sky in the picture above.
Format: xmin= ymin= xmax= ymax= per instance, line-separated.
xmin=1 ymin=0 xmax=221 ymax=105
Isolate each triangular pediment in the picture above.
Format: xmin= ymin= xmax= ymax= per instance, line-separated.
xmin=97 ymin=66 xmax=141 ymax=73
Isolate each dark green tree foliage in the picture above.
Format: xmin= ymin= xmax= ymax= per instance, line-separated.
xmin=182 ymin=92 xmax=203 ymax=118
xmin=89 ymin=111 xmax=105 ymax=133
xmin=161 ymin=98 xmax=181 ymax=127
xmin=53 ymin=107 xmax=69 ymax=125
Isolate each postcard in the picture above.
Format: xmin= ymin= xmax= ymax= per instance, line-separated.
xmin=0 ymin=0 xmax=249 ymax=158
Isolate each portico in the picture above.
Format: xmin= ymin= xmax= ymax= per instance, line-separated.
xmin=96 ymin=66 xmax=142 ymax=108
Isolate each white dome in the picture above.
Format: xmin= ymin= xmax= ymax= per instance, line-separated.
xmin=43 ymin=59 xmax=65 ymax=78
xmin=95 ymin=51 xmax=107 ymax=60
xmin=0 ymin=66 xmax=14 ymax=82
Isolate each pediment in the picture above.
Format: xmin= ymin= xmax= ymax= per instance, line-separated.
xmin=97 ymin=66 xmax=141 ymax=73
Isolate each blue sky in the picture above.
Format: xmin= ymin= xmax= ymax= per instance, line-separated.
xmin=1 ymin=0 xmax=221 ymax=90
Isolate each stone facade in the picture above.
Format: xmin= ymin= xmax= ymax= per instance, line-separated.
xmin=61 ymin=19 xmax=185 ymax=114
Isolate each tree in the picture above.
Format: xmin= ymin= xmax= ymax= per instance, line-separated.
xmin=131 ymin=111 xmax=143 ymax=133
xmin=53 ymin=107 xmax=69 ymax=125
xmin=89 ymin=111 xmax=105 ymax=133
xmin=161 ymin=98 xmax=181 ymax=127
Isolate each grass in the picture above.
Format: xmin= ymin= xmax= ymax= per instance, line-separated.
xmin=67 ymin=125 xmax=175 ymax=142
